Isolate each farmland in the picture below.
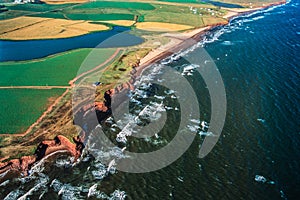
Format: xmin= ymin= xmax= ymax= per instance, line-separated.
xmin=0 ymin=0 xmax=231 ymax=36
xmin=0 ymin=16 xmax=109 ymax=40
xmin=0 ymin=0 xmax=280 ymax=148
xmin=0 ymin=88 xmax=65 ymax=134
xmin=0 ymin=48 xmax=117 ymax=86
xmin=0 ymin=0 xmax=248 ymax=135
xmin=0 ymin=48 xmax=117 ymax=134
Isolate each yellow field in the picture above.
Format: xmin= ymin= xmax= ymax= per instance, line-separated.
xmin=0 ymin=17 xmax=47 ymax=34
xmin=0 ymin=16 xmax=109 ymax=40
xmin=135 ymin=22 xmax=193 ymax=32
xmin=202 ymin=17 xmax=228 ymax=26
xmin=100 ymin=20 xmax=136 ymax=27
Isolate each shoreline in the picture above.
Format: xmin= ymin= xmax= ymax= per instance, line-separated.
xmin=138 ymin=0 xmax=286 ymax=72
xmin=0 ymin=0 xmax=286 ymax=178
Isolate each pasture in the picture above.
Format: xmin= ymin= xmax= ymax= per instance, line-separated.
xmin=0 ymin=88 xmax=65 ymax=134
xmin=0 ymin=47 xmax=117 ymax=134
xmin=0 ymin=48 xmax=117 ymax=86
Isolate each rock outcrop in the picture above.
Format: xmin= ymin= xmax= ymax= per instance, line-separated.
xmin=0 ymin=135 xmax=84 ymax=176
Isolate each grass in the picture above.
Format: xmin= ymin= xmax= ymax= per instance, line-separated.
xmin=136 ymin=22 xmax=193 ymax=32
xmin=0 ymin=88 xmax=65 ymax=134
xmin=98 ymin=20 xmax=136 ymax=27
xmin=138 ymin=3 xmax=224 ymax=27
xmin=92 ymin=48 xmax=151 ymax=102
xmin=0 ymin=0 xmax=230 ymax=30
xmin=0 ymin=48 xmax=117 ymax=86
xmin=6 ymin=3 xmax=73 ymax=12
xmin=31 ymin=11 xmax=68 ymax=20
xmin=73 ymin=1 xmax=155 ymax=10
xmin=0 ymin=10 xmax=33 ymax=20
xmin=0 ymin=3 xmax=74 ymax=20
xmin=158 ymin=0 xmax=208 ymax=3
xmin=0 ymin=47 xmax=118 ymax=134
xmin=66 ymin=13 xmax=135 ymax=21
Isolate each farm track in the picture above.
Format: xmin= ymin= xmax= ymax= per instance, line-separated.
xmin=0 ymin=48 xmax=121 ymax=136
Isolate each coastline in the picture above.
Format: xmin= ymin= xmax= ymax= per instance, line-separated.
xmin=139 ymin=0 xmax=286 ymax=72
xmin=0 ymin=0 xmax=287 ymax=179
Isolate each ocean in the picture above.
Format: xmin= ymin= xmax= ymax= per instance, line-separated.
xmin=1 ymin=0 xmax=299 ymax=199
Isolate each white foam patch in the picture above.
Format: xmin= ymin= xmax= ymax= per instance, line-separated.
xmin=154 ymin=95 xmax=165 ymax=100
xmin=187 ymin=124 xmax=200 ymax=132
xmin=4 ymin=190 xmax=23 ymax=200
xmin=164 ymin=106 xmax=173 ymax=110
xmin=116 ymin=101 xmax=166 ymax=143
xmin=17 ymin=174 xmax=49 ymax=200
xmin=0 ymin=170 xmax=9 ymax=178
xmin=88 ymin=184 xmax=108 ymax=199
xmin=181 ymin=64 xmax=199 ymax=76
xmin=91 ymin=170 xmax=107 ymax=180
xmin=177 ymin=176 xmax=184 ymax=182
xmin=257 ymin=118 xmax=266 ymax=123
xmin=51 ymin=179 xmax=83 ymax=199
xmin=0 ymin=180 xmax=9 ymax=187
xmin=199 ymin=131 xmax=214 ymax=136
xmin=251 ymin=15 xmax=265 ymax=21
xmin=144 ymin=134 xmax=168 ymax=146
xmin=109 ymin=189 xmax=127 ymax=200
xmin=29 ymin=150 xmax=68 ymax=175
xmin=221 ymin=41 xmax=234 ymax=46
xmin=254 ymin=175 xmax=267 ymax=183
xmin=164 ymin=89 xmax=175 ymax=95
xmin=55 ymin=156 xmax=74 ymax=168
xmin=190 ymin=119 xmax=201 ymax=124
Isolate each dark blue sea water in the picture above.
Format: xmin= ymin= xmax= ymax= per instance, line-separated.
xmin=0 ymin=26 xmax=143 ymax=62
xmin=203 ymin=0 xmax=244 ymax=8
xmin=0 ymin=0 xmax=299 ymax=199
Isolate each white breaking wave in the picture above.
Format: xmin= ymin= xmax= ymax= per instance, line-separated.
xmin=0 ymin=180 xmax=9 ymax=187
xmin=17 ymin=174 xmax=49 ymax=200
xmin=88 ymin=184 xmax=108 ymax=199
xmin=181 ymin=64 xmax=200 ymax=76
xmin=51 ymin=179 xmax=83 ymax=199
xmin=109 ymin=189 xmax=127 ymax=200
xmin=255 ymin=175 xmax=267 ymax=183
xmin=4 ymin=190 xmax=23 ymax=200
xmin=116 ymin=101 xmax=166 ymax=143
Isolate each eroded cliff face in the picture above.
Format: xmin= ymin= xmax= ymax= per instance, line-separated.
xmin=0 ymin=85 xmax=127 ymax=176
xmin=0 ymin=135 xmax=84 ymax=176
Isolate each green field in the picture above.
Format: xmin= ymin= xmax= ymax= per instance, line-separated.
xmin=0 ymin=47 xmax=118 ymax=134
xmin=0 ymin=1 xmax=154 ymax=21
xmin=66 ymin=13 xmax=135 ymax=21
xmin=73 ymin=1 xmax=155 ymax=10
xmin=0 ymin=3 xmax=74 ymax=20
xmin=0 ymin=0 xmax=226 ymax=26
xmin=6 ymin=3 xmax=73 ymax=12
xmin=0 ymin=88 xmax=65 ymax=134
xmin=0 ymin=48 xmax=117 ymax=86
xmin=158 ymin=0 xmax=208 ymax=3
xmin=0 ymin=0 xmax=234 ymax=29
